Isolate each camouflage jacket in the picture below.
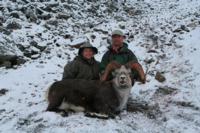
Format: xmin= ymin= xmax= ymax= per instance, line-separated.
xmin=62 ymin=56 xmax=100 ymax=80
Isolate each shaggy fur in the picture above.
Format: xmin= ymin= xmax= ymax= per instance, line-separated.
xmin=46 ymin=65 xmax=132 ymax=117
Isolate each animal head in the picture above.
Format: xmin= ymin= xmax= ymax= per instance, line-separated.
xmin=112 ymin=65 xmax=132 ymax=88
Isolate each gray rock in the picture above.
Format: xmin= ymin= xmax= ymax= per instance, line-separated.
xmin=91 ymin=34 xmax=96 ymax=40
xmin=0 ymin=16 xmax=5 ymax=24
xmin=147 ymin=49 xmax=159 ymax=53
xmin=0 ymin=55 xmax=26 ymax=68
xmin=25 ymin=8 xmax=38 ymax=23
xmin=180 ymin=25 xmax=190 ymax=32
xmin=0 ymin=16 xmax=3 ymax=26
xmin=37 ymin=14 xmax=51 ymax=20
xmin=35 ymin=8 xmax=44 ymax=16
xmin=41 ymin=3 xmax=59 ymax=13
xmin=46 ymin=20 xmax=58 ymax=26
xmin=10 ymin=12 xmax=20 ymax=18
xmin=172 ymin=101 xmax=199 ymax=110
xmin=6 ymin=21 xmax=22 ymax=29
xmin=56 ymin=13 xmax=71 ymax=20
xmin=30 ymin=41 xmax=46 ymax=52
xmin=0 ymin=88 xmax=8 ymax=96
xmin=173 ymin=25 xmax=190 ymax=33
xmin=127 ymin=98 xmax=162 ymax=119
xmin=23 ymin=49 xmax=39 ymax=58
xmin=93 ymin=28 xmax=108 ymax=34
xmin=31 ymin=54 xmax=41 ymax=59
xmin=16 ymin=44 xmax=27 ymax=52
xmin=173 ymin=28 xmax=182 ymax=33
xmin=16 ymin=58 xmax=26 ymax=65
xmin=144 ymin=58 xmax=155 ymax=64
xmin=0 ymin=55 xmax=17 ymax=64
xmin=0 ymin=27 xmax=12 ymax=35
xmin=1 ymin=61 xmax=12 ymax=68
xmin=63 ymin=34 xmax=73 ymax=39
xmin=46 ymin=2 xmax=59 ymax=8
xmin=119 ymin=24 xmax=125 ymax=29
xmin=155 ymin=86 xmax=178 ymax=96
xmin=155 ymin=72 xmax=166 ymax=82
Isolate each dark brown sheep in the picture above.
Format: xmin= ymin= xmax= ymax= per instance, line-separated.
xmin=46 ymin=65 xmax=132 ymax=118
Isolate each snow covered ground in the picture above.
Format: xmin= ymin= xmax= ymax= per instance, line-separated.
xmin=0 ymin=0 xmax=200 ymax=133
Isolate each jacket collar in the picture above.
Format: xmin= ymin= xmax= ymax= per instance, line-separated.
xmin=108 ymin=42 xmax=129 ymax=54
xmin=75 ymin=56 xmax=96 ymax=65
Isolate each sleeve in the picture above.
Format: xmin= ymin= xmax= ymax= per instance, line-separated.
xmin=128 ymin=50 xmax=138 ymax=63
xmin=62 ymin=60 xmax=79 ymax=79
xmin=127 ymin=50 xmax=140 ymax=80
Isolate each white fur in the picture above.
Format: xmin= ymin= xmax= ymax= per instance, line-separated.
xmin=59 ymin=100 xmax=85 ymax=112
xmin=45 ymin=85 xmax=51 ymax=102
xmin=115 ymin=87 xmax=131 ymax=111
xmin=45 ymin=84 xmax=85 ymax=112
xmin=113 ymin=65 xmax=132 ymax=111
xmin=86 ymin=112 xmax=109 ymax=118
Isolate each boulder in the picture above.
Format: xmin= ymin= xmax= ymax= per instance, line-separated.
xmin=0 ymin=55 xmax=26 ymax=68
xmin=155 ymin=72 xmax=166 ymax=82
xmin=56 ymin=13 xmax=71 ymax=20
xmin=46 ymin=20 xmax=58 ymax=26
xmin=0 ymin=88 xmax=8 ymax=96
xmin=37 ymin=14 xmax=51 ymax=20
xmin=0 ymin=27 xmax=12 ymax=35
xmin=30 ymin=41 xmax=46 ymax=52
xmin=23 ymin=48 xmax=39 ymax=58
xmin=10 ymin=12 xmax=20 ymax=18
xmin=127 ymin=97 xmax=162 ymax=119
xmin=154 ymin=86 xmax=178 ymax=96
xmin=6 ymin=21 xmax=22 ymax=30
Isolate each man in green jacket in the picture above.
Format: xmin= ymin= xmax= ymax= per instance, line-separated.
xmin=100 ymin=30 xmax=146 ymax=84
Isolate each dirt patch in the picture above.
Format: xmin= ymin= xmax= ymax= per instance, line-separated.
xmin=127 ymin=98 xmax=162 ymax=119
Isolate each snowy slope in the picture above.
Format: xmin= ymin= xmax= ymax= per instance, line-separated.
xmin=1 ymin=0 xmax=200 ymax=133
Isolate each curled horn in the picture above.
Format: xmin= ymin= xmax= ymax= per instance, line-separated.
xmin=100 ymin=61 xmax=121 ymax=81
xmin=125 ymin=61 xmax=146 ymax=83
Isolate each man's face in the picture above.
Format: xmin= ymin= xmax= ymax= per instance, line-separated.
xmin=112 ymin=35 xmax=124 ymax=47
xmin=82 ymin=48 xmax=95 ymax=59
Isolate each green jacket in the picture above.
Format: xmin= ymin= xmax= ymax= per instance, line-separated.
xmin=62 ymin=56 xmax=100 ymax=80
xmin=100 ymin=43 xmax=139 ymax=79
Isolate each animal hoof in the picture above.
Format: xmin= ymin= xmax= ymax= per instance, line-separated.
xmin=60 ymin=111 xmax=69 ymax=117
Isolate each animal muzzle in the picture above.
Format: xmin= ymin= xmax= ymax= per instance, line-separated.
xmin=119 ymin=76 xmax=127 ymax=85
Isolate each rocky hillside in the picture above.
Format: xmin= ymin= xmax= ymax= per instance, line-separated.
xmin=0 ymin=0 xmax=200 ymax=133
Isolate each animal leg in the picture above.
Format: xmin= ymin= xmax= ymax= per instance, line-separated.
xmin=93 ymin=102 xmax=117 ymax=119
xmin=46 ymin=93 xmax=64 ymax=112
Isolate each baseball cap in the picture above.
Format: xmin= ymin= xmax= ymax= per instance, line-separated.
xmin=112 ymin=30 xmax=124 ymax=36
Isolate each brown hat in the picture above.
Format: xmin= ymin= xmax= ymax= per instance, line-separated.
xmin=78 ymin=42 xmax=98 ymax=55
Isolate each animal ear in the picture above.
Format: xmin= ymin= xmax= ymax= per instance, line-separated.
xmin=112 ymin=70 xmax=117 ymax=76
xmin=127 ymin=68 xmax=132 ymax=74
